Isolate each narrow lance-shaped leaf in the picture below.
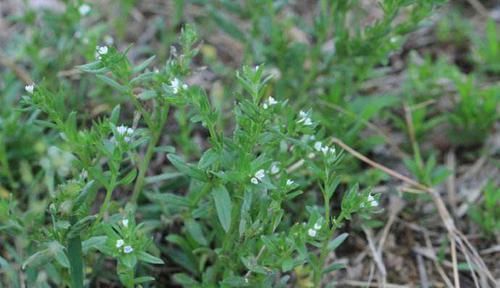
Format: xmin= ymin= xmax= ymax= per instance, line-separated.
xmin=211 ymin=184 xmax=232 ymax=232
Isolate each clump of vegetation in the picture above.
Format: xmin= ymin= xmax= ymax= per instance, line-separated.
xmin=0 ymin=0 xmax=498 ymax=287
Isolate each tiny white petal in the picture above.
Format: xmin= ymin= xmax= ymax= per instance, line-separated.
xmin=270 ymin=163 xmax=280 ymax=174
xmin=123 ymin=245 xmax=134 ymax=254
xmin=286 ymin=179 xmax=294 ymax=186
xmin=78 ymin=4 xmax=91 ymax=16
xmin=116 ymin=239 xmax=124 ymax=248
xmin=250 ymin=177 xmax=259 ymax=184
xmin=255 ymin=169 xmax=266 ymax=180
xmin=25 ymin=84 xmax=35 ymax=94
xmin=368 ymin=195 xmax=378 ymax=207
xmin=314 ymin=222 xmax=322 ymax=230
xmin=321 ymin=146 xmax=329 ymax=155
xmin=314 ymin=141 xmax=322 ymax=152
xmin=263 ymin=103 xmax=268 ymax=109
xmin=308 ymin=228 xmax=317 ymax=237
xmin=97 ymin=46 xmax=108 ymax=55
xmin=121 ymin=219 xmax=129 ymax=227
xmin=267 ymin=97 xmax=278 ymax=105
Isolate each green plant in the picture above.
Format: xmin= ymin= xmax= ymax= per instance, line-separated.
xmin=468 ymin=182 xmax=500 ymax=236
xmin=149 ymin=64 xmax=380 ymax=287
xmin=448 ymin=77 xmax=499 ymax=146
xmin=473 ymin=20 xmax=500 ymax=73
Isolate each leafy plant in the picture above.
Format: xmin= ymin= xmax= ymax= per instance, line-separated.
xmin=468 ymin=182 xmax=500 ymax=236
xmin=151 ymin=64 xmax=380 ymax=287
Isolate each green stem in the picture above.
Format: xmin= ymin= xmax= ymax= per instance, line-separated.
xmin=130 ymin=106 xmax=169 ymax=205
xmin=212 ymin=196 xmax=242 ymax=283
xmin=97 ymin=176 xmax=116 ymax=221
xmin=68 ymin=217 xmax=84 ymax=288
xmin=313 ymin=214 xmax=345 ymax=287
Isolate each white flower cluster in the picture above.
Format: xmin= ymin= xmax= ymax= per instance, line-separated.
xmin=40 ymin=146 xmax=75 ymax=177
xmin=115 ymin=239 xmax=134 ymax=254
xmin=297 ymin=110 xmax=313 ymax=126
xmin=168 ymin=78 xmax=188 ymax=94
xmin=78 ymin=4 xmax=91 ymax=16
xmin=115 ymin=125 xmax=134 ymax=143
xmin=95 ymin=46 xmax=108 ymax=60
xmin=307 ymin=220 xmax=323 ymax=237
xmin=25 ymin=83 xmax=35 ymax=94
xmin=269 ymin=162 xmax=280 ymax=175
xmin=313 ymin=141 xmax=336 ymax=156
xmin=362 ymin=194 xmax=378 ymax=208
xmin=262 ymin=96 xmax=278 ymax=109
xmin=250 ymin=169 xmax=266 ymax=184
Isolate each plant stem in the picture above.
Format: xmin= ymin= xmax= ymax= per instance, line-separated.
xmin=313 ymin=214 xmax=344 ymax=287
xmin=68 ymin=217 xmax=84 ymax=288
xmin=130 ymin=107 xmax=169 ymax=204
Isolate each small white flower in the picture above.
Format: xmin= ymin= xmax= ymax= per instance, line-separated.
xmin=329 ymin=147 xmax=336 ymax=154
xmin=262 ymin=97 xmax=278 ymax=109
xmin=321 ymin=146 xmax=329 ymax=155
xmin=78 ymin=4 xmax=91 ymax=16
xmin=286 ymin=179 xmax=294 ymax=186
xmin=314 ymin=141 xmax=322 ymax=152
xmin=115 ymin=125 xmax=134 ymax=143
xmin=80 ymin=169 xmax=88 ymax=179
xmin=268 ymin=97 xmax=278 ymax=105
xmin=368 ymin=194 xmax=378 ymax=207
xmin=297 ymin=110 xmax=313 ymax=126
xmin=314 ymin=222 xmax=322 ymax=230
xmin=250 ymin=177 xmax=259 ymax=185
xmin=25 ymin=84 xmax=35 ymax=94
xmin=98 ymin=46 xmax=108 ymax=55
xmin=123 ymin=245 xmax=134 ymax=254
xmin=308 ymin=228 xmax=317 ymax=237
xmin=255 ymin=169 xmax=266 ymax=181
xmin=121 ymin=219 xmax=129 ymax=227
xmin=270 ymin=163 xmax=280 ymax=175
xmin=116 ymin=239 xmax=124 ymax=248
xmin=95 ymin=46 xmax=108 ymax=59
xmin=168 ymin=78 xmax=188 ymax=94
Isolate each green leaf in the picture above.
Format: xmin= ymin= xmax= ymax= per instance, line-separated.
xmin=22 ymin=249 xmax=53 ymax=270
xmin=185 ymin=219 xmax=208 ymax=246
xmin=73 ymin=180 xmax=96 ymax=212
xmin=110 ymin=105 xmax=121 ymax=124
xmin=145 ymin=191 xmax=192 ymax=208
xmin=132 ymin=55 xmax=156 ymax=74
xmin=82 ymin=236 xmax=107 ymax=254
xmin=211 ymin=185 xmax=232 ymax=232
xmin=327 ymin=233 xmax=349 ymax=251
xmin=167 ymin=154 xmax=208 ymax=181
xmin=67 ymin=215 xmax=97 ymax=239
xmin=119 ymin=169 xmax=137 ymax=185
xmin=96 ymin=74 xmax=128 ymax=92
xmin=137 ymin=90 xmax=157 ymax=100
xmin=137 ymin=251 xmax=164 ymax=265
xmin=323 ymin=262 xmax=346 ymax=274
xmin=173 ymin=273 xmax=199 ymax=286
xmin=134 ymin=276 xmax=155 ymax=284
